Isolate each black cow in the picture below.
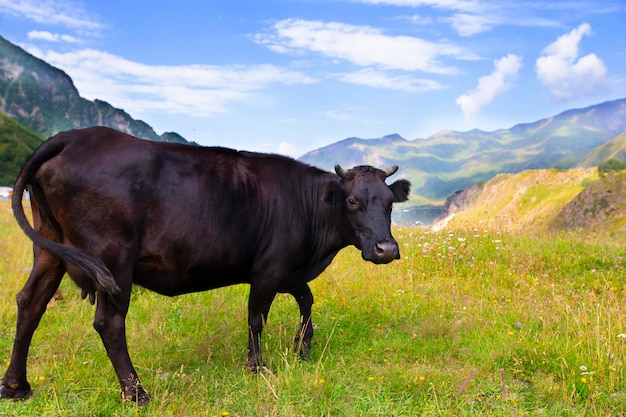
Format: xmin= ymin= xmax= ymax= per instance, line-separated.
xmin=1 ymin=126 xmax=410 ymax=405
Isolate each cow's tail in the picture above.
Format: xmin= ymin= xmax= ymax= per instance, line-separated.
xmin=11 ymin=136 xmax=121 ymax=296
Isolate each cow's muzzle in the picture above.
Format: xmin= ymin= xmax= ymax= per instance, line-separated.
xmin=364 ymin=238 xmax=400 ymax=264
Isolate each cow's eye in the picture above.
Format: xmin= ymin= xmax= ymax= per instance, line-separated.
xmin=346 ymin=197 xmax=360 ymax=210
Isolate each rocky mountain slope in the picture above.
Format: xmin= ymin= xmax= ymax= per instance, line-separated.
xmin=433 ymin=168 xmax=626 ymax=234
xmin=551 ymin=170 xmax=626 ymax=232
xmin=0 ymin=35 xmax=187 ymax=143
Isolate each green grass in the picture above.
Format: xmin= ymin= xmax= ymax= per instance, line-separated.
xmin=1 ymin=200 xmax=626 ymax=416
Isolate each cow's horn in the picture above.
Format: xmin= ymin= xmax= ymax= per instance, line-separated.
xmin=335 ymin=164 xmax=348 ymax=178
xmin=383 ymin=165 xmax=399 ymax=178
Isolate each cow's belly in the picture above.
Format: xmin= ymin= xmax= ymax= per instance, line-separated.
xmin=133 ymin=257 xmax=251 ymax=296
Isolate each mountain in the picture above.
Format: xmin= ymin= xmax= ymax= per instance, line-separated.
xmin=577 ymin=130 xmax=626 ymax=167
xmin=0 ymin=111 xmax=41 ymax=186
xmin=0 ymin=35 xmax=188 ymax=144
xmin=433 ymin=168 xmax=626 ymax=234
xmin=551 ymin=170 xmax=626 ymax=231
xmin=432 ymin=167 xmax=594 ymax=231
xmin=299 ymin=99 xmax=626 ymax=205
xmin=432 ymin=167 xmax=626 ymax=234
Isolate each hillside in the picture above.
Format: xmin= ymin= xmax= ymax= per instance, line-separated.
xmin=577 ymin=130 xmax=626 ymax=167
xmin=0 ymin=35 xmax=188 ymax=144
xmin=551 ymin=170 xmax=626 ymax=231
xmin=299 ymin=100 xmax=626 ymax=205
xmin=432 ymin=168 xmax=626 ymax=234
xmin=0 ymin=111 xmax=41 ymax=186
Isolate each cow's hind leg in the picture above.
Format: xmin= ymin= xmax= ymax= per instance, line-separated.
xmin=290 ymin=284 xmax=314 ymax=359
xmin=247 ymin=284 xmax=277 ymax=373
xmin=93 ymin=282 xmax=150 ymax=406
xmin=1 ymin=250 xmax=64 ymax=400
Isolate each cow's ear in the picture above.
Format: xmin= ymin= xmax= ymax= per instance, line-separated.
xmin=389 ymin=179 xmax=411 ymax=203
xmin=323 ymin=181 xmax=342 ymax=205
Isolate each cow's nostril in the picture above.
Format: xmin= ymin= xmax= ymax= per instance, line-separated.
xmin=373 ymin=240 xmax=400 ymax=263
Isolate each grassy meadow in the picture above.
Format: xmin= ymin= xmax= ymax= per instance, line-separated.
xmin=1 ymin=199 xmax=626 ymax=416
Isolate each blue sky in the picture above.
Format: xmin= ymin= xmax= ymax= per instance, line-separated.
xmin=1 ymin=0 xmax=625 ymax=157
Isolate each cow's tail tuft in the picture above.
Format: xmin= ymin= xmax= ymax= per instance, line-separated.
xmin=11 ymin=136 xmax=121 ymax=296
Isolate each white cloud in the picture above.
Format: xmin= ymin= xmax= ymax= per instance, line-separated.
xmin=357 ymin=0 xmax=570 ymax=36
xmin=456 ymin=54 xmax=522 ymax=120
xmin=27 ymin=47 xmax=316 ymax=119
xmin=408 ymin=14 xmax=433 ymax=25
xmin=446 ymin=13 xmax=493 ymax=36
xmin=255 ymin=19 xmax=479 ymax=74
xmin=535 ymin=23 xmax=616 ymax=101
xmin=337 ymin=68 xmax=444 ymax=92
xmin=277 ymin=141 xmax=298 ymax=156
xmin=358 ymin=0 xmax=496 ymax=35
xmin=0 ymin=0 xmax=102 ymax=31
xmin=28 ymin=30 xmax=81 ymax=43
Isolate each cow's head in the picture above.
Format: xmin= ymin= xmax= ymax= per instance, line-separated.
xmin=333 ymin=164 xmax=411 ymax=264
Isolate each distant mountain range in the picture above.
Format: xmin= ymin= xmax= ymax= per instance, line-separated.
xmin=299 ymin=98 xmax=626 ymax=205
xmin=0 ymin=35 xmax=188 ymax=144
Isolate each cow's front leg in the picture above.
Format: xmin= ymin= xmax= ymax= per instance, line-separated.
xmin=246 ymin=284 xmax=276 ymax=373
xmin=290 ymin=284 xmax=314 ymax=359
xmin=94 ymin=289 xmax=149 ymax=405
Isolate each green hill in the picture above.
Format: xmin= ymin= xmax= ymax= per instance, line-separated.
xmin=577 ymin=130 xmax=626 ymax=167
xmin=433 ymin=168 xmax=626 ymax=234
xmin=0 ymin=112 xmax=41 ymax=186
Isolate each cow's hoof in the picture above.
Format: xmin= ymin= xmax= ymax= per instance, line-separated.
xmin=0 ymin=382 xmax=33 ymax=401
xmin=294 ymin=337 xmax=311 ymax=359
xmin=121 ymin=386 xmax=150 ymax=406
xmin=246 ymin=361 xmax=269 ymax=374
